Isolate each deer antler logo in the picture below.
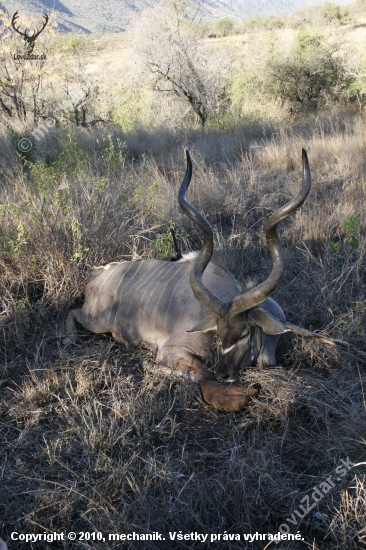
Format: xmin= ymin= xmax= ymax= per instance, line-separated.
xmin=11 ymin=11 xmax=49 ymax=55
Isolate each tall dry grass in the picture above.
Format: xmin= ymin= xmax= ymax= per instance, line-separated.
xmin=0 ymin=115 xmax=365 ymax=549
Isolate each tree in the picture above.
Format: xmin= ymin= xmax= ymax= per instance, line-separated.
xmin=0 ymin=12 xmax=104 ymax=131
xmin=343 ymin=61 xmax=366 ymax=113
xmin=265 ymin=31 xmax=341 ymax=112
xmin=320 ymin=3 xmax=350 ymax=25
xmin=60 ymin=59 xmax=100 ymax=127
xmin=216 ymin=17 xmax=234 ymax=37
xmin=0 ymin=10 xmax=52 ymax=123
xmin=129 ymin=0 xmax=231 ymax=128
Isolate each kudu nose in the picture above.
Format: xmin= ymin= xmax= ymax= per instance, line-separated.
xmin=216 ymin=371 xmax=236 ymax=383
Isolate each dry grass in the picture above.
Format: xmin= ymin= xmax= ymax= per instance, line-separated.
xmin=0 ymin=115 xmax=365 ymax=549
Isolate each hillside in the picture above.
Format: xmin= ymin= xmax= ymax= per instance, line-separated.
xmin=0 ymin=0 xmax=357 ymax=33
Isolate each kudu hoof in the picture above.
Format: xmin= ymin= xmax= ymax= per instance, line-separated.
xmin=199 ymin=379 xmax=261 ymax=412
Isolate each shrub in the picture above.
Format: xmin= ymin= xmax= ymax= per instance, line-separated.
xmin=266 ymin=31 xmax=341 ymax=112
xmin=320 ymin=2 xmax=350 ymax=25
xmin=216 ymin=17 xmax=234 ymax=37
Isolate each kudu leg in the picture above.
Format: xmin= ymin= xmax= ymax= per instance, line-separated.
xmin=157 ymin=345 xmax=261 ymax=412
xmin=63 ymin=309 xmax=84 ymax=346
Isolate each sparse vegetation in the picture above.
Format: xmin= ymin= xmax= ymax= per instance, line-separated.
xmin=129 ymin=0 xmax=231 ymax=128
xmin=0 ymin=1 xmax=366 ymax=549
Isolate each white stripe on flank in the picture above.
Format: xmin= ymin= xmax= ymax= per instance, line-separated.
xmin=221 ymin=343 xmax=236 ymax=355
xmin=149 ymin=263 xmax=178 ymax=329
xmin=140 ymin=262 xmax=172 ymax=319
xmin=126 ymin=262 xmax=166 ymax=315
xmin=106 ymin=262 xmax=134 ymax=329
xmin=164 ymin=266 xmax=186 ymax=331
xmin=112 ymin=260 xmax=144 ymax=329
xmin=90 ymin=266 xmax=117 ymax=319
xmin=123 ymin=260 xmax=144 ymax=292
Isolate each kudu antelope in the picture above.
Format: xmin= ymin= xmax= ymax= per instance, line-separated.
xmin=65 ymin=150 xmax=362 ymax=412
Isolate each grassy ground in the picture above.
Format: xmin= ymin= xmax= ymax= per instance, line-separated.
xmin=0 ymin=115 xmax=365 ymax=549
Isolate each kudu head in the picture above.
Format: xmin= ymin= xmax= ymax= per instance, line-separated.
xmin=178 ymin=150 xmax=312 ymax=382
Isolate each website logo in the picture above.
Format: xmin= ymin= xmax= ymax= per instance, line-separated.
xmin=11 ymin=11 xmax=49 ymax=59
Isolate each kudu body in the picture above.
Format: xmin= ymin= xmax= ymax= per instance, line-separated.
xmin=65 ymin=150 xmax=358 ymax=411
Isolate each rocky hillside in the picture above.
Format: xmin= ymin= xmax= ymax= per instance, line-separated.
xmin=0 ymin=0 xmax=356 ymax=33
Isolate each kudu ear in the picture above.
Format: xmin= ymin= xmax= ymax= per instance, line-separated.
xmin=248 ymin=307 xmax=291 ymax=335
xmin=186 ymin=314 xmax=218 ymax=334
